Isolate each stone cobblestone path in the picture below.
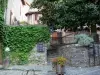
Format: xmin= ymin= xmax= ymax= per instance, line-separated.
xmin=0 ymin=65 xmax=100 ymax=75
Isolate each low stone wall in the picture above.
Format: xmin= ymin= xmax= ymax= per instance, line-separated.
xmin=47 ymin=49 xmax=59 ymax=65
xmin=28 ymin=44 xmax=47 ymax=65
xmin=58 ymin=44 xmax=89 ymax=67
xmin=58 ymin=44 xmax=100 ymax=67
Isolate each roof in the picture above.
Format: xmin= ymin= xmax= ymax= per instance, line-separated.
xmin=25 ymin=9 xmax=41 ymax=16
xmin=25 ymin=11 xmax=41 ymax=16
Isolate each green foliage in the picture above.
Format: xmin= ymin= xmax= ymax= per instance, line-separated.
xmin=10 ymin=51 xmax=28 ymax=65
xmin=0 ymin=10 xmax=4 ymax=42
xmin=20 ymin=21 xmax=29 ymax=25
xmin=31 ymin=0 xmax=100 ymax=30
xmin=31 ymin=0 xmax=59 ymax=26
xmin=4 ymin=25 xmax=50 ymax=64
xmin=0 ymin=0 xmax=8 ymax=42
xmin=75 ymin=34 xmax=94 ymax=46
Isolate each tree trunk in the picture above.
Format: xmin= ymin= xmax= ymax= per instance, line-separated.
xmin=91 ymin=24 xmax=97 ymax=34
xmin=80 ymin=25 xmax=83 ymax=30
xmin=90 ymin=24 xmax=99 ymax=43
xmin=73 ymin=26 xmax=77 ymax=32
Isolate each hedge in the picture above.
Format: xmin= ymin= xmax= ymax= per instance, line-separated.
xmin=3 ymin=25 xmax=50 ymax=64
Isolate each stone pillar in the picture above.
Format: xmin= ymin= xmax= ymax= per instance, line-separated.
xmin=57 ymin=32 xmax=63 ymax=44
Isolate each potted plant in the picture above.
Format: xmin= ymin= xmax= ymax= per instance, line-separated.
xmin=52 ymin=57 xmax=66 ymax=75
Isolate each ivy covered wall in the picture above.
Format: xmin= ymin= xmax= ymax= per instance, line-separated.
xmin=4 ymin=25 xmax=50 ymax=64
xmin=0 ymin=0 xmax=8 ymax=64
xmin=0 ymin=0 xmax=50 ymax=65
xmin=0 ymin=0 xmax=7 ymax=38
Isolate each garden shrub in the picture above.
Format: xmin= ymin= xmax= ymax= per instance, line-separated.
xmin=75 ymin=34 xmax=94 ymax=46
xmin=3 ymin=25 xmax=50 ymax=65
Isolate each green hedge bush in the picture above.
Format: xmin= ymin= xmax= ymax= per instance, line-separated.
xmin=4 ymin=25 xmax=50 ymax=64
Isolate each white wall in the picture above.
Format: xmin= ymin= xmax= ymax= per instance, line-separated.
xmin=5 ymin=0 xmax=32 ymax=25
xmin=6 ymin=0 xmax=20 ymax=24
xmin=26 ymin=0 xmax=33 ymax=4
xmin=6 ymin=0 xmax=13 ymax=24
xmin=27 ymin=14 xmax=42 ymax=25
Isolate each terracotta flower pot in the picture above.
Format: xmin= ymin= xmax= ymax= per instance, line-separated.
xmin=52 ymin=32 xmax=58 ymax=40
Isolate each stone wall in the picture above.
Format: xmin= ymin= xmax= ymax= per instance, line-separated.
xmin=28 ymin=44 xmax=47 ymax=65
xmin=47 ymin=44 xmax=100 ymax=67
xmin=58 ymin=44 xmax=89 ymax=67
xmin=47 ymin=49 xmax=59 ymax=65
xmin=58 ymin=44 xmax=100 ymax=67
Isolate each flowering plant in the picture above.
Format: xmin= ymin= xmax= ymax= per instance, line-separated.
xmin=52 ymin=57 xmax=66 ymax=66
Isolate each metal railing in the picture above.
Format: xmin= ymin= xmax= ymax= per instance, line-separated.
xmin=50 ymin=32 xmax=75 ymax=45
xmin=62 ymin=36 xmax=75 ymax=44
xmin=88 ymin=43 xmax=100 ymax=66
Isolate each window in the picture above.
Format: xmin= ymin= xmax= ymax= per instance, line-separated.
xmin=10 ymin=10 xmax=13 ymax=25
xmin=35 ymin=14 xmax=38 ymax=21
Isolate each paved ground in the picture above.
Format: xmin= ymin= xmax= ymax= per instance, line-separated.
xmin=65 ymin=66 xmax=100 ymax=75
xmin=0 ymin=65 xmax=100 ymax=75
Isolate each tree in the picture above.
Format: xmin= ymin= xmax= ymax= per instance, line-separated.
xmin=31 ymin=0 xmax=100 ymax=33
xmin=31 ymin=0 xmax=61 ymax=29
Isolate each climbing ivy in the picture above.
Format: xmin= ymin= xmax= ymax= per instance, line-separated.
xmin=0 ymin=0 xmax=50 ymax=64
xmin=0 ymin=0 xmax=8 ymax=42
xmin=0 ymin=0 xmax=8 ymax=62
xmin=4 ymin=25 xmax=50 ymax=64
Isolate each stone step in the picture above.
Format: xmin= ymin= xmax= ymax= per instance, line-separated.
xmin=47 ymin=71 xmax=56 ymax=75
xmin=0 ymin=70 xmax=46 ymax=75
xmin=0 ymin=65 xmax=53 ymax=75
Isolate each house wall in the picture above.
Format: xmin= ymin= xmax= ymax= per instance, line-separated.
xmin=5 ymin=0 xmax=42 ymax=25
xmin=5 ymin=0 xmax=31 ymax=25
xmin=27 ymin=14 xmax=42 ymax=24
